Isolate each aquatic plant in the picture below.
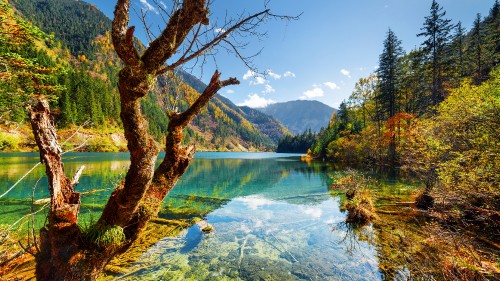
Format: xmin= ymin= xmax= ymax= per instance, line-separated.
xmin=343 ymin=189 xmax=376 ymax=224
xmin=336 ymin=169 xmax=377 ymax=224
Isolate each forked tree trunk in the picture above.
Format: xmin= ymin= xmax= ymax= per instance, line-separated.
xmin=31 ymin=71 xmax=237 ymax=280
xmin=26 ymin=0 xmax=280 ymax=279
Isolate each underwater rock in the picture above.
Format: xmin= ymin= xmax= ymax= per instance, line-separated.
xmin=201 ymin=225 xmax=213 ymax=233
xmin=195 ymin=220 xmax=214 ymax=233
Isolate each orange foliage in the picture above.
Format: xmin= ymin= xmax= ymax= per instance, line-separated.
xmin=383 ymin=112 xmax=415 ymax=143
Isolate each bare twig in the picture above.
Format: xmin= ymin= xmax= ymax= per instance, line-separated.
xmin=7 ymin=203 xmax=49 ymax=233
xmin=71 ymin=165 xmax=85 ymax=187
xmin=60 ymin=120 xmax=91 ymax=147
xmin=30 ymin=176 xmax=43 ymax=254
xmin=158 ymin=9 xmax=270 ymax=75
xmin=0 ymin=162 xmax=41 ymax=200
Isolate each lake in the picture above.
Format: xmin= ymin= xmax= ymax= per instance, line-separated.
xmin=0 ymin=152 xmax=420 ymax=280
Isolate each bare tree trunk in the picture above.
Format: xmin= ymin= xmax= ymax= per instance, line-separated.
xmin=29 ymin=98 xmax=86 ymax=280
xmin=27 ymin=0 xmax=280 ymax=279
xmin=29 ymin=72 xmax=238 ymax=280
xmin=31 ymin=71 xmax=237 ymax=280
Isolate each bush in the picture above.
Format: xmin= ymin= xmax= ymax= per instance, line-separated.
xmin=87 ymin=135 xmax=120 ymax=152
xmin=0 ymin=132 xmax=21 ymax=151
xmin=336 ymin=169 xmax=377 ymax=224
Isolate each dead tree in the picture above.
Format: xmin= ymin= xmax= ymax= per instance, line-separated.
xmin=28 ymin=0 xmax=296 ymax=280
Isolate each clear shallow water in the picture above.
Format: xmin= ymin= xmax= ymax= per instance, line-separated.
xmin=1 ymin=152 xmax=392 ymax=280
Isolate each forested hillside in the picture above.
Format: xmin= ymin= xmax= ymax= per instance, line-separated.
xmin=11 ymin=0 xmax=111 ymax=58
xmin=1 ymin=0 xmax=282 ymax=151
xmin=311 ymin=0 xmax=499 ymax=234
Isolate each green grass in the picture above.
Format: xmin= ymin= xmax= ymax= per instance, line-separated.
xmin=81 ymin=217 xmax=125 ymax=248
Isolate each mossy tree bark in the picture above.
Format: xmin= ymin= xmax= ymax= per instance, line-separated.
xmin=26 ymin=0 xmax=285 ymax=279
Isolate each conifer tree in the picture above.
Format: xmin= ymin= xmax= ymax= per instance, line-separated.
xmin=469 ymin=13 xmax=485 ymax=83
xmin=377 ymin=28 xmax=403 ymax=170
xmin=485 ymin=0 xmax=500 ymax=70
xmin=450 ymin=21 xmax=466 ymax=79
xmin=417 ymin=0 xmax=453 ymax=106
xmin=377 ymin=29 xmax=403 ymax=119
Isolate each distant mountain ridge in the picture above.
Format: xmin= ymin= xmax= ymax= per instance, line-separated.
xmin=257 ymin=100 xmax=336 ymax=134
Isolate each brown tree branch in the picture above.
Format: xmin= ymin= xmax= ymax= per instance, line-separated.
xmin=157 ymin=9 xmax=270 ymax=75
xmin=142 ymin=0 xmax=210 ymax=72
xmin=171 ymin=70 xmax=239 ymax=128
xmin=98 ymin=92 xmax=159 ymax=228
xmin=154 ymin=70 xmax=237 ymax=193
xmin=122 ymin=70 xmax=239 ymax=240
xmin=112 ymin=0 xmax=141 ymax=67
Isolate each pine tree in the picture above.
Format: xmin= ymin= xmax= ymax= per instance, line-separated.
xmin=377 ymin=28 xmax=403 ymax=170
xmin=469 ymin=14 xmax=486 ymax=83
xmin=377 ymin=28 xmax=403 ymax=119
xmin=450 ymin=21 xmax=466 ymax=79
xmin=337 ymin=101 xmax=349 ymax=130
xmin=485 ymin=0 xmax=500 ymax=70
xmin=417 ymin=0 xmax=453 ymax=105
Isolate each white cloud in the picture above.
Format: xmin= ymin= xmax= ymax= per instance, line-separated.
xmin=262 ymin=84 xmax=275 ymax=94
xmin=324 ymin=82 xmax=340 ymax=90
xmin=243 ymin=70 xmax=255 ymax=80
xmin=303 ymin=207 xmax=323 ymax=219
xmin=159 ymin=1 xmax=167 ymax=9
xmin=237 ymin=195 xmax=275 ymax=209
xmin=250 ymin=76 xmax=267 ymax=85
xmin=300 ymin=86 xmax=324 ymax=99
xmin=238 ymin=94 xmax=275 ymax=108
xmin=374 ymin=65 xmax=379 ymax=70
xmin=215 ymin=28 xmax=226 ymax=34
xmin=226 ymin=89 xmax=235 ymax=94
xmin=283 ymin=71 xmax=296 ymax=78
xmin=340 ymin=68 xmax=351 ymax=78
xmin=266 ymin=70 xmax=281 ymax=80
xmin=139 ymin=0 xmax=158 ymax=14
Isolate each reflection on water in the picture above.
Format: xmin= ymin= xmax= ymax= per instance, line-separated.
xmin=0 ymin=152 xmax=419 ymax=280
xmin=124 ymin=196 xmax=381 ymax=280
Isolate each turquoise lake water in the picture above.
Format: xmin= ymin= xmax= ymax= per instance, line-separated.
xmin=0 ymin=152 xmax=393 ymax=280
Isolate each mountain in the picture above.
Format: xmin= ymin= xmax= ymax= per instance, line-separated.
xmin=2 ymin=0 xmax=282 ymax=151
xmin=257 ymin=100 xmax=336 ymax=134
xmin=10 ymin=0 xmax=111 ymax=58
xmin=237 ymin=106 xmax=289 ymax=143
xmin=177 ymin=70 xmax=290 ymax=143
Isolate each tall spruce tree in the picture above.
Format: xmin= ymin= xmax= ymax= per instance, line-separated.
xmin=469 ymin=13 xmax=486 ymax=83
xmin=399 ymin=49 xmax=426 ymax=115
xmin=377 ymin=28 xmax=403 ymax=170
xmin=417 ymin=0 xmax=453 ymax=106
xmin=485 ymin=0 xmax=500 ymax=70
xmin=377 ymin=28 xmax=403 ymax=120
xmin=450 ymin=21 xmax=466 ymax=79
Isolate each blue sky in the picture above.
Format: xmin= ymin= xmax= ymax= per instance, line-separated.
xmin=84 ymin=0 xmax=495 ymax=109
